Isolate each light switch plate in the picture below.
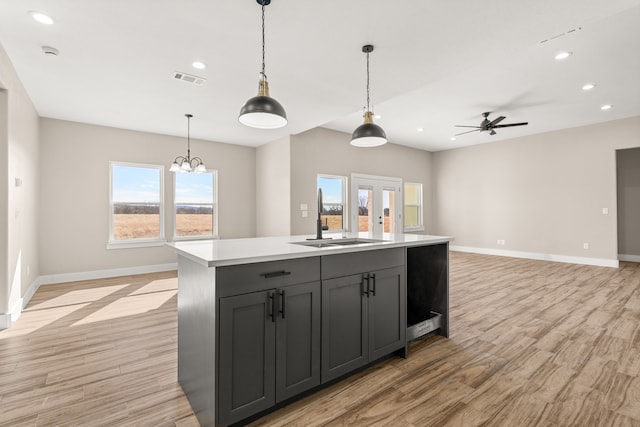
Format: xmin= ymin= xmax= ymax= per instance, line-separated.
xmin=602 ymin=208 xmax=609 ymax=215
xmin=302 ymin=210 xmax=308 ymax=218
xmin=300 ymin=203 xmax=308 ymax=211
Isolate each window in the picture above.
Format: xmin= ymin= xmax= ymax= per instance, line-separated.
xmin=404 ymin=182 xmax=423 ymax=231
xmin=317 ymin=175 xmax=347 ymax=232
xmin=109 ymin=162 xmax=164 ymax=248
xmin=174 ymin=170 xmax=217 ymax=239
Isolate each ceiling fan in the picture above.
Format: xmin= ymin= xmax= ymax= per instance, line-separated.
xmin=455 ymin=112 xmax=528 ymax=136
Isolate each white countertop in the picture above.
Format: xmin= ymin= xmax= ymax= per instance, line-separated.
xmin=167 ymin=232 xmax=454 ymax=267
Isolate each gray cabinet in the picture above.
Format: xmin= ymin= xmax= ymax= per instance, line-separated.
xmin=218 ymin=280 xmax=321 ymax=426
xmin=321 ymin=248 xmax=405 ymax=383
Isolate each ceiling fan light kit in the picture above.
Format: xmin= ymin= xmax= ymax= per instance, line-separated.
xmin=351 ymin=44 xmax=387 ymax=147
xmin=238 ymin=0 xmax=288 ymax=129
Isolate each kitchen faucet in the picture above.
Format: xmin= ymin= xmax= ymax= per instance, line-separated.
xmin=309 ymin=188 xmax=330 ymax=241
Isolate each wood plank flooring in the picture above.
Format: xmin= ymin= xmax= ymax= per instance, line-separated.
xmin=1 ymin=253 xmax=639 ymax=426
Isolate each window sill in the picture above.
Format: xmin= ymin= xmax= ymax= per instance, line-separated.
xmin=107 ymin=239 xmax=167 ymax=250
xmin=403 ymin=226 xmax=425 ymax=233
xmin=172 ymin=235 xmax=219 ymax=242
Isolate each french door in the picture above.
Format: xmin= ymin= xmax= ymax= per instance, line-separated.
xmin=350 ymin=174 xmax=402 ymax=234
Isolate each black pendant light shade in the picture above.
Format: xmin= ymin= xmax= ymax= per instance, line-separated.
xmin=351 ymin=111 xmax=387 ymax=147
xmin=351 ymin=44 xmax=387 ymax=147
xmin=239 ymin=80 xmax=287 ymax=129
xmin=238 ymin=0 xmax=287 ymax=129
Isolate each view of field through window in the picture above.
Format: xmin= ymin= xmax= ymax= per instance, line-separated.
xmin=111 ymin=164 xmax=162 ymax=240
xmin=111 ymin=165 xmax=215 ymax=241
xmin=175 ymin=172 xmax=215 ymax=237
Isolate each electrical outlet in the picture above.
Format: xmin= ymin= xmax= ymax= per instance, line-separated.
xmin=602 ymin=208 xmax=609 ymax=215
xmin=302 ymin=210 xmax=308 ymax=218
xmin=583 ymin=243 xmax=589 ymax=249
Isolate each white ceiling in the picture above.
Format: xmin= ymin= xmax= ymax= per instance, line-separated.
xmin=1 ymin=0 xmax=639 ymax=152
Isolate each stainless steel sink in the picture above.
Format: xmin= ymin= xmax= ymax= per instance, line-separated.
xmin=290 ymin=238 xmax=386 ymax=248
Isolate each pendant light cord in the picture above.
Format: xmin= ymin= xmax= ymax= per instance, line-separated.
xmin=186 ymin=114 xmax=191 ymax=161
xmin=261 ymin=2 xmax=266 ymax=81
xmin=366 ymin=50 xmax=371 ymax=112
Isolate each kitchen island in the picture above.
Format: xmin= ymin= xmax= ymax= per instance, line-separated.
xmin=167 ymin=232 xmax=452 ymax=427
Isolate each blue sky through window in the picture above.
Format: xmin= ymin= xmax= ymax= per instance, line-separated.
xmin=317 ymin=176 xmax=343 ymax=204
xmin=176 ymin=172 xmax=214 ymax=204
xmin=112 ymin=165 xmax=160 ymax=203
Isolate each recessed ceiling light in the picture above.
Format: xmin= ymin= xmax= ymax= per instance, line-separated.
xmin=192 ymin=61 xmax=206 ymax=70
xmin=373 ymin=114 xmax=381 ymax=119
xmin=417 ymin=127 xmax=424 ymax=132
xmin=601 ymin=104 xmax=612 ymax=110
xmin=582 ymin=83 xmax=596 ymax=91
xmin=555 ymin=51 xmax=572 ymax=60
xmin=450 ymin=137 xmax=456 ymax=141
xmin=28 ymin=11 xmax=54 ymax=25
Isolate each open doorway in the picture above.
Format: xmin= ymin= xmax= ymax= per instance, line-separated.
xmin=616 ymin=147 xmax=640 ymax=262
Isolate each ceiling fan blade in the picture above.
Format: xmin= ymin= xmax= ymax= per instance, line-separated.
xmin=454 ymin=125 xmax=481 ymax=128
xmin=454 ymin=129 xmax=481 ymax=136
xmin=493 ymin=122 xmax=528 ymax=128
xmin=488 ymin=116 xmax=505 ymax=126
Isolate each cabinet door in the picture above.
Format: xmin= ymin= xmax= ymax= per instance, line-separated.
xmin=321 ymin=274 xmax=368 ymax=383
xmin=275 ymin=281 xmax=321 ymax=402
xmin=368 ymin=266 xmax=406 ymax=361
xmin=219 ymin=290 xmax=276 ymax=426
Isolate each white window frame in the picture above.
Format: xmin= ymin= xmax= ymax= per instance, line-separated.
xmin=173 ymin=169 xmax=218 ymax=241
xmin=107 ymin=161 xmax=165 ymax=249
xmin=403 ymin=182 xmax=424 ymax=232
xmin=317 ymin=174 xmax=348 ymax=233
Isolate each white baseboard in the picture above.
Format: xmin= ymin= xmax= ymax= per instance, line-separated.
xmin=38 ymin=263 xmax=178 ymax=286
xmin=619 ymin=254 xmax=640 ymax=263
xmin=450 ymin=245 xmax=619 ymax=268
xmin=1 ymin=263 xmax=177 ymax=331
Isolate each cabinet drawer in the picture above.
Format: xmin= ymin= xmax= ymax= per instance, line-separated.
xmin=217 ymin=257 xmax=320 ymax=297
xmin=321 ymin=248 xmax=404 ymax=279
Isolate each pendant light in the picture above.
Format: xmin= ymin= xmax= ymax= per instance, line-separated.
xmin=238 ymin=0 xmax=287 ymax=129
xmin=351 ymin=45 xmax=387 ymax=147
xmin=169 ymin=114 xmax=207 ymax=174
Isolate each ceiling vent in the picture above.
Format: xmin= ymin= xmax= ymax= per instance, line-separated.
xmin=173 ymin=71 xmax=206 ymax=86
xmin=539 ymin=27 xmax=582 ymax=44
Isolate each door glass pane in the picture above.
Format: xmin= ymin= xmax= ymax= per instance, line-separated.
xmin=383 ymin=189 xmax=395 ymax=233
xmin=358 ymin=188 xmax=373 ymax=232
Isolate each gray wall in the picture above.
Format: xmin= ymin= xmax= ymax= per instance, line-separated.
xmin=290 ymin=127 xmax=433 ymax=236
xmin=0 ymin=43 xmax=40 ymax=322
xmin=39 ymin=118 xmax=256 ymax=276
xmin=617 ymin=147 xmax=640 ymax=257
xmin=433 ymin=116 xmax=640 ymax=262
xmin=256 ymin=136 xmax=291 ymax=237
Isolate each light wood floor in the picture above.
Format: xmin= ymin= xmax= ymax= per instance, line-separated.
xmin=1 ymin=253 xmax=639 ymax=426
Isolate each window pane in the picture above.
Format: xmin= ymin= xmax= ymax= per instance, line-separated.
xmin=404 ymin=206 xmax=419 ymax=227
xmin=318 ymin=176 xmax=344 ymax=231
xmin=175 ymin=172 xmax=215 ymax=237
xmin=403 ymin=182 xmax=423 ymax=230
xmin=111 ymin=164 xmax=161 ymax=240
xmin=405 ymin=183 xmax=419 ymax=205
